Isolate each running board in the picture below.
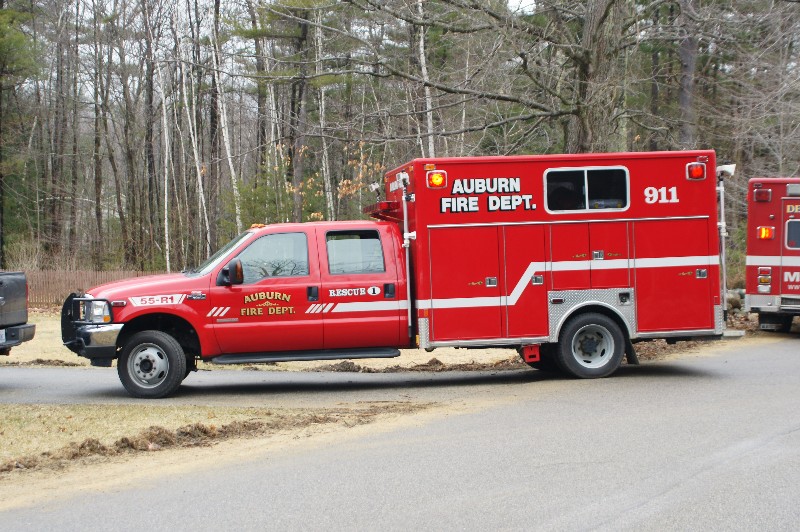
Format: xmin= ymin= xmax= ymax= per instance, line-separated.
xmin=210 ymin=348 xmax=401 ymax=365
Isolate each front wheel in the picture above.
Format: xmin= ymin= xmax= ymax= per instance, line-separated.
xmin=118 ymin=330 xmax=187 ymax=398
xmin=556 ymin=313 xmax=625 ymax=379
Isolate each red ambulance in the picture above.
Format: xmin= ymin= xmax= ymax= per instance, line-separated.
xmin=62 ymin=150 xmax=728 ymax=398
xmin=744 ymin=177 xmax=800 ymax=331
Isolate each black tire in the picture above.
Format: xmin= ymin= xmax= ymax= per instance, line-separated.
xmin=183 ymin=356 xmax=198 ymax=381
xmin=556 ymin=313 xmax=625 ymax=379
xmin=778 ymin=316 xmax=794 ymax=333
xmin=117 ymin=330 xmax=187 ymax=398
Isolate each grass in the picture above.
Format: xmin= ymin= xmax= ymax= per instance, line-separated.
xmin=0 ymin=402 xmax=428 ymax=474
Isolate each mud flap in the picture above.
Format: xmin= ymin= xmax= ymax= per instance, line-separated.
xmin=625 ymin=338 xmax=640 ymax=365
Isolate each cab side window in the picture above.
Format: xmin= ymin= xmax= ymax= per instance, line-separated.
xmin=237 ymin=232 xmax=309 ymax=284
xmin=326 ymin=230 xmax=385 ymax=274
xmin=787 ymin=220 xmax=800 ymax=249
xmin=546 ymin=167 xmax=628 ymax=212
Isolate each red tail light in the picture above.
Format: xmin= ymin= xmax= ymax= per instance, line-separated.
xmin=686 ymin=163 xmax=706 ymax=180
xmin=753 ymin=188 xmax=772 ymax=202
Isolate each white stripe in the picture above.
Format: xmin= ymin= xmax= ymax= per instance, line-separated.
xmin=633 ymin=255 xmax=718 ymax=268
xmin=551 ymin=260 xmax=592 ymax=272
xmin=331 ymin=300 xmax=409 ymax=313
xmin=323 ymin=303 xmax=335 ymax=313
xmin=417 ymin=255 xmax=720 ymax=311
xmin=206 ymin=308 xmax=217 ymax=317
xmin=589 ymin=259 xmax=631 ymax=271
xmin=219 ymin=307 xmax=230 ymax=317
xmin=507 ymin=262 xmax=547 ymax=304
xmin=747 ymin=255 xmax=800 ymax=267
xmin=431 ymin=296 xmax=502 ymax=309
xmin=306 ymin=304 xmax=320 ymax=314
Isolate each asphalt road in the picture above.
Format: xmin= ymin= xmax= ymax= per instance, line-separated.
xmin=2 ymin=334 xmax=800 ymax=530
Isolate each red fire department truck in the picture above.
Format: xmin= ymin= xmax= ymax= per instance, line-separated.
xmin=62 ymin=150 xmax=728 ymax=398
xmin=744 ymin=177 xmax=800 ymax=331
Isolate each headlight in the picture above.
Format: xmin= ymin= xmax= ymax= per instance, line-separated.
xmin=83 ymin=299 xmax=112 ymax=323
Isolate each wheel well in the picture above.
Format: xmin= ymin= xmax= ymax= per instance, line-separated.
xmin=558 ymin=304 xmax=631 ymax=342
xmin=118 ymin=313 xmax=201 ymax=358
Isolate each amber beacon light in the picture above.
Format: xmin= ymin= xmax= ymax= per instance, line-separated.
xmin=426 ymin=170 xmax=447 ymax=189
xmin=757 ymin=226 xmax=774 ymax=240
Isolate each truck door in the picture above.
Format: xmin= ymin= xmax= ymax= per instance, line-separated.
xmin=210 ymin=229 xmax=323 ymax=354
xmin=504 ymin=225 xmax=548 ymax=337
xmin=781 ymin=197 xmax=800 ymax=299
xmin=634 ymin=218 xmax=714 ymax=332
xmin=429 ymin=226 xmax=502 ymax=341
xmin=317 ymin=228 xmax=402 ymax=349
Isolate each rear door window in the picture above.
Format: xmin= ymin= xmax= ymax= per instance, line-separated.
xmin=326 ymin=230 xmax=386 ymax=274
xmin=787 ymin=220 xmax=800 ymax=249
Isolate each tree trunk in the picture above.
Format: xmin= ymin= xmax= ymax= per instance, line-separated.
xmin=677 ymin=0 xmax=698 ymax=148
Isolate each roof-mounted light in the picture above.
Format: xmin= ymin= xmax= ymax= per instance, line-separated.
xmin=753 ymin=189 xmax=772 ymax=202
xmin=686 ymin=162 xmax=706 ymax=180
xmin=426 ymin=170 xmax=447 ymax=189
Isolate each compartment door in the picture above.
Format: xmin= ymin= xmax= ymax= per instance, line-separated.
xmin=781 ymin=199 xmax=800 ymax=298
xmin=550 ymin=223 xmax=590 ymax=290
xmin=504 ymin=225 xmax=549 ymax=338
xmin=429 ymin=226 xmax=502 ymax=341
xmin=634 ymin=218 xmax=714 ymax=332
xmin=590 ymin=222 xmax=630 ymax=289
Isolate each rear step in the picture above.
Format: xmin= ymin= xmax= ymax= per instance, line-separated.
xmin=211 ymin=348 xmax=401 ymax=365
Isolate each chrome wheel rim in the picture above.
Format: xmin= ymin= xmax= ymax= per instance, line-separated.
xmin=128 ymin=343 xmax=169 ymax=388
xmin=570 ymin=324 xmax=615 ymax=369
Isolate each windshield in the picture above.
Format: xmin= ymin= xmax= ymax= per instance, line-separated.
xmin=187 ymin=231 xmax=253 ymax=276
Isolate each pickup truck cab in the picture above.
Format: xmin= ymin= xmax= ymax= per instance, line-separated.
xmin=0 ymin=271 xmax=36 ymax=356
xmin=62 ymin=221 xmax=409 ymax=397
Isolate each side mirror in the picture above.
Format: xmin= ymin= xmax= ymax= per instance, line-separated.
xmin=219 ymin=258 xmax=244 ymax=286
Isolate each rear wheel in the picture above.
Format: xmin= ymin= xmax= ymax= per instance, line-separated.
xmin=118 ymin=330 xmax=186 ymax=398
xmin=556 ymin=313 xmax=625 ymax=378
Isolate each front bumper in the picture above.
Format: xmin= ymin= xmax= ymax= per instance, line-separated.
xmin=65 ymin=323 xmax=123 ymax=359
xmin=61 ymin=293 xmax=122 ymax=362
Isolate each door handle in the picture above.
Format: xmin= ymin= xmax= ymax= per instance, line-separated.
xmin=485 ymin=277 xmax=498 ymax=288
xmin=307 ymin=286 xmax=319 ymax=301
xmin=696 ymin=269 xmax=708 ymax=279
xmin=593 ymin=250 xmax=604 ymax=260
xmin=384 ymin=283 xmax=395 ymax=299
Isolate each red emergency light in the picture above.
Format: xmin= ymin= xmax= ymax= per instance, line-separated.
xmin=426 ymin=170 xmax=447 ymax=189
xmin=753 ymin=188 xmax=772 ymax=202
xmin=757 ymin=226 xmax=774 ymax=240
xmin=686 ymin=162 xmax=706 ymax=180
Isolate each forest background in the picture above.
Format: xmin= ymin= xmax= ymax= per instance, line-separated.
xmin=0 ymin=0 xmax=798 ymax=286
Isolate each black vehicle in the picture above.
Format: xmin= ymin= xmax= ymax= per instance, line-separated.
xmin=0 ymin=272 xmax=35 ymax=356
